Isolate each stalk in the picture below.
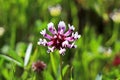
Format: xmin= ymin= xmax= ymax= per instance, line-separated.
xmin=60 ymin=55 xmax=63 ymax=80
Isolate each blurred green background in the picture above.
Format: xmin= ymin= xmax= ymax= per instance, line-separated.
xmin=0 ymin=0 xmax=120 ymax=80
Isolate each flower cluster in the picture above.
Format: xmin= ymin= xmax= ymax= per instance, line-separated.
xmin=38 ymin=21 xmax=81 ymax=55
xmin=32 ymin=61 xmax=46 ymax=72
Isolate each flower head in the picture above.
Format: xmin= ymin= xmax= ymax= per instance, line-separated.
xmin=48 ymin=4 xmax=62 ymax=17
xmin=113 ymin=53 xmax=120 ymax=66
xmin=38 ymin=21 xmax=81 ymax=55
xmin=32 ymin=61 xmax=46 ymax=72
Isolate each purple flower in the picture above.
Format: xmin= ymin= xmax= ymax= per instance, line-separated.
xmin=38 ymin=21 xmax=81 ymax=55
xmin=32 ymin=61 xmax=46 ymax=72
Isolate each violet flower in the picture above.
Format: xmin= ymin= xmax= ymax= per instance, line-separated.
xmin=38 ymin=21 xmax=81 ymax=55
xmin=32 ymin=61 xmax=46 ymax=72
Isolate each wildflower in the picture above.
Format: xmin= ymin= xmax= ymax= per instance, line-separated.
xmin=48 ymin=4 xmax=62 ymax=16
xmin=32 ymin=61 xmax=46 ymax=72
xmin=38 ymin=21 xmax=81 ymax=55
xmin=113 ymin=53 xmax=120 ymax=66
xmin=98 ymin=46 xmax=112 ymax=57
xmin=104 ymin=48 xmax=112 ymax=57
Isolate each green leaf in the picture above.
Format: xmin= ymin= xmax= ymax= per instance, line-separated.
xmin=50 ymin=53 xmax=57 ymax=75
xmin=0 ymin=54 xmax=23 ymax=67
xmin=62 ymin=65 xmax=69 ymax=76
xmin=9 ymin=48 xmax=24 ymax=65
xmin=43 ymin=71 xmax=54 ymax=80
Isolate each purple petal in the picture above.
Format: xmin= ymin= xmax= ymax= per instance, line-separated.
xmin=47 ymin=41 xmax=54 ymax=46
xmin=64 ymin=24 xmax=75 ymax=36
xmin=67 ymin=42 xmax=77 ymax=48
xmin=58 ymin=21 xmax=66 ymax=34
xmin=40 ymin=29 xmax=53 ymax=40
xmin=48 ymin=22 xmax=57 ymax=34
xmin=65 ymin=37 xmax=75 ymax=42
xmin=44 ymin=34 xmax=53 ymax=40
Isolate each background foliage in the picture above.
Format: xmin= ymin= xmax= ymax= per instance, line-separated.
xmin=0 ymin=0 xmax=120 ymax=80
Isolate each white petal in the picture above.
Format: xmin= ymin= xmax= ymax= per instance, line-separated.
xmin=42 ymin=39 xmax=47 ymax=46
xmin=58 ymin=21 xmax=66 ymax=31
xmin=62 ymin=41 xmax=69 ymax=47
xmin=76 ymin=32 xmax=81 ymax=38
xmin=38 ymin=39 xmax=47 ymax=46
xmin=37 ymin=42 xmax=41 ymax=45
xmin=48 ymin=22 xmax=54 ymax=31
xmin=40 ymin=29 xmax=46 ymax=36
xmin=47 ymin=47 xmax=54 ymax=53
xmin=72 ymin=32 xmax=74 ymax=37
xmin=48 ymin=22 xmax=57 ymax=34
xmin=59 ymin=48 xmax=66 ymax=55
xmin=71 ymin=42 xmax=77 ymax=48
xmin=37 ymin=39 xmax=43 ymax=45
xmin=74 ymin=32 xmax=81 ymax=39
xmin=48 ymin=22 xmax=54 ymax=29
xmin=68 ymin=24 xmax=75 ymax=30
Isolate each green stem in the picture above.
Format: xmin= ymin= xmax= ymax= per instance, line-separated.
xmin=50 ymin=53 xmax=57 ymax=76
xmin=11 ymin=62 xmax=15 ymax=80
xmin=70 ymin=66 xmax=73 ymax=80
xmin=32 ymin=72 xmax=35 ymax=80
xmin=107 ymin=23 xmax=119 ymax=45
xmin=60 ymin=55 xmax=63 ymax=80
xmin=10 ymin=24 xmax=16 ymax=49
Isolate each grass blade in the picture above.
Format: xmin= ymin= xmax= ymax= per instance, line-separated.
xmin=0 ymin=54 xmax=23 ymax=67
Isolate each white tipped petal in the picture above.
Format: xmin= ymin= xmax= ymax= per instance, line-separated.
xmin=42 ymin=39 xmax=47 ymax=46
xmin=58 ymin=21 xmax=66 ymax=33
xmin=47 ymin=47 xmax=55 ymax=53
xmin=71 ymin=42 xmax=74 ymax=48
xmin=40 ymin=29 xmax=46 ymax=36
xmin=48 ymin=22 xmax=54 ymax=29
xmin=62 ymin=41 xmax=69 ymax=47
xmin=68 ymin=24 xmax=75 ymax=30
xmin=59 ymin=48 xmax=66 ymax=55
xmin=64 ymin=25 xmax=75 ymax=36
xmin=38 ymin=39 xmax=43 ymax=45
xmin=72 ymin=32 xmax=74 ymax=37
xmin=71 ymin=42 xmax=77 ymax=48
xmin=37 ymin=42 xmax=40 ymax=45
xmin=58 ymin=21 xmax=66 ymax=29
xmin=74 ymin=32 xmax=81 ymax=39
xmin=48 ymin=22 xmax=57 ymax=34
xmin=38 ymin=39 xmax=47 ymax=46
xmin=77 ymin=35 xmax=81 ymax=39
